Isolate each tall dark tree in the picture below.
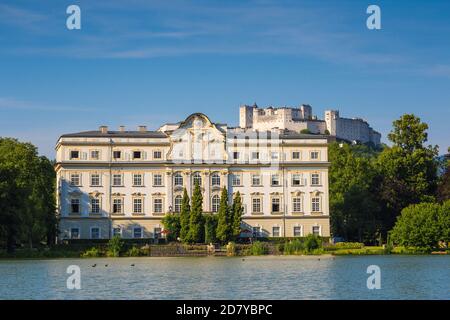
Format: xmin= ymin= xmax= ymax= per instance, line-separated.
xmin=216 ymin=187 xmax=231 ymax=243
xmin=204 ymin=213 xmax=218 ymax=244
xmin=186 ymin=182 xmax=204 ymax=243
xmin=179 ymin=188 xmax=191 ymax=242
xmin=436 ymin=148 xmax=450 ymax=202
xmin=377 ymin=114 xmax=439 ymax=234
xmin=231 ymin=191 xmax=243 ymax=240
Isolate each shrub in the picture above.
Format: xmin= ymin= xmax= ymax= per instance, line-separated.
xmin=106 ymin=236 xmax=124 ymax=257
xmin=284 ymin=239 xmax=304 ymax=255
xmin=126 ymin=246 xmax=142 ymax=257
xmin=162 ymin=213 xmax=181 ymax=242
xmin=304 ymin=234 xmax=322 ymax=252
xmin=249 ymin=241 xmax=268 ymax=255
xmin=390 ymin=202 xmax=446 ymax=248
xmin=81 ymin=247 xmax=101 ymax=258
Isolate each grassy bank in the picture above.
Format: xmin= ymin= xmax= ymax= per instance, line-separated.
xmin=1 ymin=240 xmax=448 ymax=259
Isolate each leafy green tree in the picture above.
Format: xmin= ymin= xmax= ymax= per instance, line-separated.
xmin=438 ymin=200 xmax=450 ymax=243
xmin=377 ymin=114 xmax=439 ymax=234
xmin=0 ymin=138 xmax=56 ymax=252
xmin=216 ymin=187 xmax=231 ymax=243
xmin=204 ymin=213 xmax=218 ymax=244
xmin=390 ymin=202 xmax=445 ymax=247
xmin=231 ymin=191 xmax=243 ymax=240
xmin=161 ymin=213 xmax=181 ymax=242
xmin=328 ymin=142 xmax=381 ymax=243
xmin=437 ymin=149 xmax=450 ymax=202
xmin=186 ymin=182 xmax=204 ymax=243
xmin=179 ymin=188 xmax=190 ymax=242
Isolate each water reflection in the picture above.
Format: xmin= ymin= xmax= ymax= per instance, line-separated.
xmin=0 ymin=256 xmax=448 ymax=300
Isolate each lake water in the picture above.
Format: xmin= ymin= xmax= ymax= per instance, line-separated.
xmin=0 ymin=255 xmax=448 ymax=300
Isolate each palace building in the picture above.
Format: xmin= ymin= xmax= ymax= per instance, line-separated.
xmin=55 ymin=112 xmax=330 ymax=240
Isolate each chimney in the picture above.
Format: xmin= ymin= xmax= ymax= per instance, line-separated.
xmin=99 ymin=125 xmax=108 ymax=134
xmin=119 ymin=126 xmax=125 ymax=132
xmin=138 ymin=125 xmax=147 ymax=132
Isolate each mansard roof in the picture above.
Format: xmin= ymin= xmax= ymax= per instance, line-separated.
xmin=60 ymin=130 xmax=168 ymax=138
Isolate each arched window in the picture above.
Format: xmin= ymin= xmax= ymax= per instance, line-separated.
xmin=212 ymin=195 xmax=220 ymax=212
xmin=174 ymin=195 xmax=182 ymax=213
xmin=211 ymin=172 xmax=220 ymax=187
xmin=193 ymin=172 xmax=202 ymax=186
xmin=174 ymin=172 xmax=183 ymax=186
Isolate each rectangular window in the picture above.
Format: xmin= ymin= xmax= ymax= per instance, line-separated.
xmin=293 ymin=197 xmax=302 ymax=212
xmin=271 ymin=174 xmax=280 ymax=186
xmin=133 ymin=198 xmax=143 ymax=214
xmin=113 ymin=151 xmax=121 ymax=159
xmin=70 ymin=173 xmax=80 ymax=186
xmin=153 ymin=198 xmax=163 ymax=213
xmin=272 ymin=226 xmax=280 ymax=237
xmin=312 ymin=197 xmax=321 ymax=212
xmin=70 ymin=228 xmax=80 ymax=239
xmin=271 ymin=198 xmax=280 ymax=213
xmin=271 ymin=152 xmax=279 ymax=160
xmin=90 ymin=150 xmax=100 ymax=160
xmin=113 ymin=174 xmax=122 ymax=186
xmin=112 ymin=227 xmax=122 ymax=237
xmin=133 ymin=174 xmax=143 ymax=186
xmin=292 ymin=151 xmax=300 ymax=160
xmin=71 ymin=198 xmax=80 ymax=214
xmin=252 ymin=175 xmax=261 ymax=186
xmin=133 ymin=227 xmax=143 ymax=239
xmin=231 ymin=174 xmax=241 ymax=186
xmin=154 ymin=228 xmax=162 ymax=239
xmin=70 ymin=150 xmax=79 ymax=160
xmin=310 ymin=151 xmax=319 ymax=160
xmin=292 ymin=174 xmax=301 ymax=186
xmin=153 ymin=173 xmax=163 ymax=186
xmin=91 ymin=198 xmax=100 ymax=214
xmin=233 ymin=151 xmax=239 ymax=160
xmin=133 ymin=151 xmax=142 ymax=159
xmin=113 ymin=198 xmax=123 ymax=214
xmin=312 ymin=226 xmax=321 ymax=236
xmin=311 ymin=173 xmax=320 ymax=186
xmin=90 ymin=227 xmax=100 ymax=239
xmin=90 ymin=173 xmax=100 ymax=186
xmin=153 ymin=151 xmax=162 ymax=159
xmin=252 ymin=198 xmax=261 ymax=213
xmin=293 ymin=226 xmax=302 ymax=237
xmin=251 ymin=152 xmax=259 ymax=160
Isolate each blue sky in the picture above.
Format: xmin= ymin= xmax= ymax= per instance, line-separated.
xmin=0 ymin=0 xmax=449 ymax=157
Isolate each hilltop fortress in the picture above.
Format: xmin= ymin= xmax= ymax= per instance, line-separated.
xmin=239 ymin=104 xmax=381 ymax=145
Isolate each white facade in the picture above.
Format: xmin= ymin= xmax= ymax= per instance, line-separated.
xmin=241 ymin=104 xmax=381 ymax=145
xmin=56 ymin=113 xmax=330 ymax=240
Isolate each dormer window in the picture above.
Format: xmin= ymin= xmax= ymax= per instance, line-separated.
xmin=153 ymin=151 xmax=162 ymax=159
xmin=133 ymin=151 xmax=142 ymax=159
xmin=70 ymin=150 xmax=79 ymax=160
xmin=113 ymin=151 xmax=121 ymax=159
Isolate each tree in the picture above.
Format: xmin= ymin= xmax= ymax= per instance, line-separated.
xmin=216 ymin=187 xmax=231 ymax=243
xmin=161 ymin=213 xmax=181 ymax=242
xmin=204 ymin=213 xmax=218 ymax=244
xmin=179 ymin=188 xmax=190 ymax=242
xmin=377 ymin=114 xmax=439 ymax=234
xmin=328 ymin=142 xmax=382 ymax=243
xmin=390 ymin=202 xmax=447 ymax=247
xmin=437 ymin=149 xmax=450 ymax=202
xmin=300 ymin=128 xmax=311 ymax=134
xmin=0 ymin=138 xmax=56 ymax=252
xmin=231 ymin=191 xmax=243 ymax=240
xmin=186 ymin=182 xmax=204 ymax=243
